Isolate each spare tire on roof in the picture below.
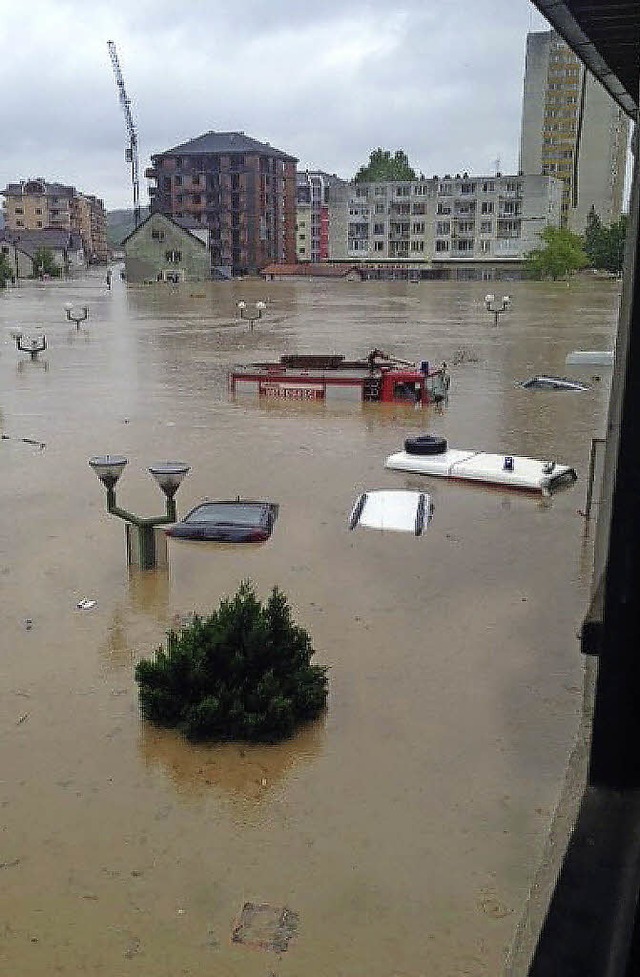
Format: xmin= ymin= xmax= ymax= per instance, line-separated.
xmin=404 ymin=435 xmax=448 ymax=455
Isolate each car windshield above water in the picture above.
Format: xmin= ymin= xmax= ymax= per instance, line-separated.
xmin=183 ymin=502 xmax=267 ymax=525
xmin=518 ymin=376 xmax=591 ymax=391
xmin=167 ymin=500 xmax=279 ymax=542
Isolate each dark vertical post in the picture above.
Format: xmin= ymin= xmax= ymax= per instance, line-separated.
xmin=589 ymin=131 xmax=640 ymax=789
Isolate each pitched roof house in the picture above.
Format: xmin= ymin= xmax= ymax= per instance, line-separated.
xmin=122 ymin=212 xmax=210 ymax=283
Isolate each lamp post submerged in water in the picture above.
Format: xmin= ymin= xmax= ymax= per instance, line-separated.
xmin=484 ymin=293 xmax=511 ymax=326
xmin=64 ymin=303 xmax=89 ymax=329
xmin=10 ymin=328 xmax=46 ymax=359
xmin=236 ymin=300 xmax=266 ymax=330
xmin=89 ymin=456 xmax=190 ymax=570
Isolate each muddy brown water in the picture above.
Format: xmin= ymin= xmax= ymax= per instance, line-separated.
xmin=0 ymin=270 xmax=619 ymax=976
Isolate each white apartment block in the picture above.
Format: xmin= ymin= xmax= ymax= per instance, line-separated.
xmin=328 ymin=173 xmax=563 ymax=267
xmin=519 ymin=31 xmax=629 ymax=232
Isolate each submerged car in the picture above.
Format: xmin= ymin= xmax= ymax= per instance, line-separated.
xmin=349 ymin=490 xmax=433 ymax=536
xmin=166 ymin=500 xmax=279 ymax=542
xmin=517 ymin=375 xmax=591 ymax=391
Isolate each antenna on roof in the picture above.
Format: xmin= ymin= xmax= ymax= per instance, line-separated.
xmin=494 ymin=155 xmax=501 ymax=176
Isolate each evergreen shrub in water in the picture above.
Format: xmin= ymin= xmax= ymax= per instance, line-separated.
xmin=135 ymin=581 xmax=328 ymax=742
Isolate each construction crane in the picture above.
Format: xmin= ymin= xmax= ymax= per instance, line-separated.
xmin=107 ymin=40 xmax=141 ymax=229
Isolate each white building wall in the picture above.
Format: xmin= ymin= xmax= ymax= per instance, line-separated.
xmin=519 ymin=32 xmax=552 ymax=175
xmin=570 ymin=75 xmax=629 ymax=232
xmin=328 ymin=174 xmax=562 ymax=264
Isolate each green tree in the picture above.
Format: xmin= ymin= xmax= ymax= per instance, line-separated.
xmin=583 ymin=210 xmax=627 ymax=274
xmin=135 ymin=581 xmax=328 ymax=743
xmin=354 ymin=148 xmax=417 ymax=183
xmin=0 ymin=253 xmax=13 ymax=288
xmin=526 ymin=225 xmax=588 ymax=281
xmin=31 ymin=247 xmax=61 ymax=279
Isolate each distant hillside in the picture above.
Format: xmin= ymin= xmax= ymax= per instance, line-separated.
xmin=107 ymin=207 xmax=149 ymax=247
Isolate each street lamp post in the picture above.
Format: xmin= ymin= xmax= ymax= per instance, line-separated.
xmin=88 ymin=456 xmax=190 ymax=570
xmin=236 ymin=300 xmax=267 ymax=330
xmin=64 ymin=303 xmax=89 ymax=329
xmin=10 ymin=329 xmax=46 ymax=360
xmin=484 ymin=293 xmax=511 ymax=326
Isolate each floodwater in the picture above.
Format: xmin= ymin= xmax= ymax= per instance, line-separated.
xmin=0 ymin=269 xmax=619 ymax=976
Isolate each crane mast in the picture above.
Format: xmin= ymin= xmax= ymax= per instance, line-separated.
xmin=107 ymin=40 xmax=141 ymax=229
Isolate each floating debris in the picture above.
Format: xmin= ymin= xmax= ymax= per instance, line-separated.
xmin=1 ymin=434 xmax=46 ymax=450
xmin=231 ymin=902 xmax=299 ymax=952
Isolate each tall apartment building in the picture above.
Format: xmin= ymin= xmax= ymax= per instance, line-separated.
xmin=519 ymin=30 xmax=629 ymax=232
xmin=328 ymin=173 xmax=563 ymax=270
xmin=146 ymin=131 xmax=298 ymax=276
xmin=1 ymin=178 xmax=108 ymax=261
xmin=295 ymin=171 xmax=347 ymax=262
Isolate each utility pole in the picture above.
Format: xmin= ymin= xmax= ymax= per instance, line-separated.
xmin=107 ymin=41 xmax=141 ymax=229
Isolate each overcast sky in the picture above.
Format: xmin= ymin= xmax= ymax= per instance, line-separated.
xmin=0 ymin=0 xmax=551 ymax=211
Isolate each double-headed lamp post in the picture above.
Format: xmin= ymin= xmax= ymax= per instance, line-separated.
xmin=88 ymin=456 xmax=190 ymax=570
xmin=10 ymin=328 xmax=46 ymax=360
xmin=484 ymin=293 xmax=511 ymax=327
xmin=64 ymin=303 xmax=89 ymax=329
xmin=236 ymin=300 xmax=266 ymax=330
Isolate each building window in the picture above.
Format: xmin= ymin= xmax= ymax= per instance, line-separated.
xmin=152 ymin=227 xmax=165 ymax=241
xmin=435 ymin=239 xmax=449 ymax=252
xmin=374 ymin=241 xmax=384 ymax=251
xmin=481 ymin=201 xmax=494 ymax=214
xmin=165 ymin=250 xmax=182 ymax=263
xmin=410 ymin=240 xmax=424 ymax=252
xmin=374 ymin=203 xmax=385 ymax=214
xmin=16 ymin=220 xmax=24 ymax=227
xmin=412 ymin=222 xmax=425 ymax=234
xmin=373 ymin=223 xmax=385 ymax=235
xmin=436 ymin=221 xmax=450 ymax=235
xmin=412 ymin=203 xmax=426 ymax=215
xmin=14 ymin=207 xmax=24 ymax=214
xmin=35 ymin=208 xmax=42 ymax=214
xmin=482 ymin=181 xmax=495 ymax=192
xmin=479 ymin=240 xmax=491 ymax=253
xmin=437 ymin=204 xmax=451 ymax=215
xmin=396 ymin=186 xmax=410 ymax=196
xmin=174 ymin=176 xmax=182 ymax=187
xmin=480 ymin=220 xmax=492 ymax=233
xmin=36 ymin=220 xmax=42 ymax=227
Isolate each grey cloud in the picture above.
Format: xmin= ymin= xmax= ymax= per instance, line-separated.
xmin=0 ymin=0 xmax=549 ymax=207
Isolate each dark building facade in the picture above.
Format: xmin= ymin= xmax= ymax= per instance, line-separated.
xmin=146 ymin=131 xmax=298 ymax=277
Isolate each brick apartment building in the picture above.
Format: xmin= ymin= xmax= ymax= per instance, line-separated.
xmin=146 ymin=131 xmax=298 ymax=276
